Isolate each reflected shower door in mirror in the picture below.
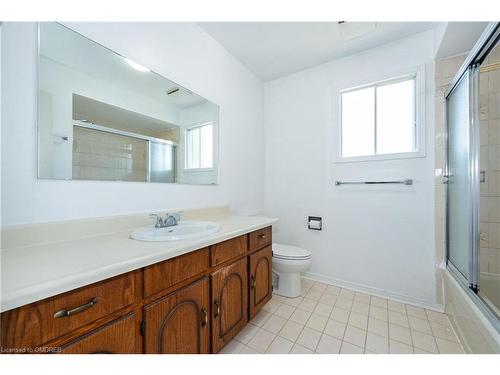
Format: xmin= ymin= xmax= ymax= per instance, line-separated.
xmin=478 ymin=39 xmax=500 ymax=316
xmin=37 ymin=22 xmax=219 ymax=185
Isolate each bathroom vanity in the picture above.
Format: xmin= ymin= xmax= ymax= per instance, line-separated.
xmin=0 ymin=212 xmax=275 ymax=354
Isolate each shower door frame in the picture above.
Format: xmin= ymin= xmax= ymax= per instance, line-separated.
xmin=445 ymin=22 xmax=500 ymax=329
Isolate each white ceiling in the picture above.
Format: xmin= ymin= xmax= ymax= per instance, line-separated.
xmin=43 ymin=22 xmax=207 ymax=109
xmin=198 ymin=22 xmax=443 ymax=81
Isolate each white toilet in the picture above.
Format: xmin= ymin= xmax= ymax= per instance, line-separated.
xmin=272 ymin=243 xmax=312 ymax=298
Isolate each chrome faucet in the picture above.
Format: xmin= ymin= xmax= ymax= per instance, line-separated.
xmin=149 ymin=212 xmax=181 ymax=228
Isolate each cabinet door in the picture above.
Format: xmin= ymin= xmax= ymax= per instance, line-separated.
xmin=249 ymin=246 xmax=273 ymax=318
xmin=60 ymin=313 xmax=137 ymax=354
xmin=143 ymin=277 xmax=210 ymax=354
xmin=211 ymin=258 xmax=248 ymax=352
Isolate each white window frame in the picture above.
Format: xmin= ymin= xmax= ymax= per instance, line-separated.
xmin=335 ymin=65 xmax=426 ymax=163
xmin=184 ymin=121 xmax=215 ymax=172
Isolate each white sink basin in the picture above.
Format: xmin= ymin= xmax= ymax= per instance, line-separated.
xmin=130 ymin=221 xmax=221 ymax=242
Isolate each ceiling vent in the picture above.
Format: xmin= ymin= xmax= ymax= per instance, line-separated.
xmin=339 ymin=22 xmax=377 ymax=41
xmin=165 ymin=86 xmax=193 ymax=97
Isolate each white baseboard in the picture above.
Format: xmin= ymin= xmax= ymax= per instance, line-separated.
xmin=302 ymin=271 xmax=444 ymax=312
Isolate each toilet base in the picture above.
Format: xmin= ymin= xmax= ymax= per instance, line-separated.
xmin=273 ymin=271 xmax=302 ymax=298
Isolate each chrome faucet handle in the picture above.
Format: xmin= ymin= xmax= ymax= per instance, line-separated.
xmin=149 ymin=213 xmax=164 ymax=228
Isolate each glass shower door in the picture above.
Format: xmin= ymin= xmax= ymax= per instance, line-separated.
xmin=447 ymin=70 xmax=474 ymax=283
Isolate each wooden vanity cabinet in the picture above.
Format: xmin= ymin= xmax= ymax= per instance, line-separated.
xmin=249 ymin=246 xmax=273 ymax=319
xmin=143 ymin=277 xmax=210 ymax=354
xmin=211 ymin=258 xmax=248 ymax=352
xmin=0 ymin=226 xmax=273 ymax=354
xmin=59 ymin=313 xmax=137 ymax=354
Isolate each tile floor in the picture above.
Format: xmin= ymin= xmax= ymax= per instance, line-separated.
xmin=219 ymin=278 xmax=464 ymax=354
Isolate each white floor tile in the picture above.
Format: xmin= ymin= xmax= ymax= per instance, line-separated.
xmin=274 ymin=304 xmax=296 ymax=319
xmin=388 ymin=300 xmax=407 ymax=314
xmin=351 ymin=301 xmax=370 ymax=315
xmin=340 ymin=341 xmax=364 ymax=354
xmin=313 ymin=302 xmax=333 ymax=317
xmin=311 ymin=281 xmax=328 ymax=292
xmin=408 ymin=315 xmax=432 ymax=335
xmin=389 ymin=323 xmax=412 ymax=345
xmin=290 ymin=308 xmax=312 ymax=325
xmin=306 ymin=313 xmax=328 ymax=332
xmin=279 ymin=320 xmax=304 ymax=342
xmin=406 ymin=305 xmax=427 ymax=319
xmin=335 ymin=296 xmax=354 ymax=310
xmin=425 ymin=310 xmax=450 ymax=326
xmin=296 ymin=327 xmax=322 ymax=351
xmin=315 ymin=334 xmax=342 ymax=354
xmin=247 ymin=329 xmax=276 ymax=353
xmin=240 ymin=346 xmax=259 ymax=354
xmin=429 ymin=320 xmax=458 ymax=342
xmin=250 ymin=310 xmax=272 ymax=327
xmin=266 ymin=336 xmax=294 ymax=354
xmin=319 ymin=293 xmax=337 ymax=306
xmin=262 ymin=315 xmax=287 ymax=334
xmin=370 ymin=296 xmax=388 ymax=308
xmin=369 ymin=306 xmax=388 ymax=322
xmin=290 ymin=344 xmax=313 ymax=354
xmin=435 ymin=337 xmax=464 ymax=354
xmin=305 ymin=289 xmax=323 ymax=301
xmin=389 ymin=339 xmax=414 ymax=354
xmin=354 ymin=292 xmax=371 ymax=303
xmin=330 ymin=307 xmax=350 ymax=323
xmin=339 ymin=289 xmax=355 ymax=299
xmin=343 ymin=325 xmax=366 ymax=348
xmin=388 ymin=310 xmax=409 ymax=328
xmin=234 ymin=323 xmax=260 ymax=344
xmin=262 ymin=299 xmax=281 ymax=314
xmin=411 ymin=330 xmax=438 ymax=353
xmin=220 ymin=339 xmax=245 ymax=354
xmin=324 ymin=285 xmax=341 ymax=296
xmin=368 ymin=317 xmax=388 ymax=338
xmin=348 ymin=312 xmax=368 ymax=330
xmin=297 ymin=298 xmax=318 ymax=312
xmin=279 ymin=296 xmax=303 ymax=307
xmin=365 ymin=332 xmax=389 ymax=354
xmin=324 ymin=319 xmax=347 ymax=339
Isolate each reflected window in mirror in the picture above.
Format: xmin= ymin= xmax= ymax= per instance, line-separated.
xmin=185 ymin=122 xmax=214 ymax=170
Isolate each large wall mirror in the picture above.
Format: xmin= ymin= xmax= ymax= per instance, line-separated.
xmin=38 ymin=22 xmax=219 ymax=185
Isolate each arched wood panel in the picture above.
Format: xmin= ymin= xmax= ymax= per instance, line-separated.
xmin=144 ymin=277 xmax=209 ymax=354
xmin=249 ymin=246 xmax=273 ymax=318
xmin=211 ymin=258 xmax=248 ymax=352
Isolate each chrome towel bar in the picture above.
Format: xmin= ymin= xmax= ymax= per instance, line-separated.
xmin=335 ymin=179 xmax=413 ymax=186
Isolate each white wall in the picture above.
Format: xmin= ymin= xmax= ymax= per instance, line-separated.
xmin=1 ymin=22 xmax=265 ymax=225
xmin=264 ymin=31 xmax=439 ymax=307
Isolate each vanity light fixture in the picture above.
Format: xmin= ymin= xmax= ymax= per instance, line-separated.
xmin=124 ymin=57 xmax=150 ymax=72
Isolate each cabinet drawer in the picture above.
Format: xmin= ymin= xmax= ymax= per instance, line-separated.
xmin=0 ymin=273 xmax=136 ymax=349
xmin=60 ymin=313 xmax=137 ymax=354
xmin=248 ymin=227 xmax=272 ymax=252
xmin=210 ymin=235 xmax=247 ymax=267
xmin=143 ymin=247 xmax=210 ymax=298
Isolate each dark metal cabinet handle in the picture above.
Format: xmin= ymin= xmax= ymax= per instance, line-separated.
xmin=250 ymin=275 xmax=256 ymax=290
xmin=53 ymin=297 xmax=99 ymax=319
xmin=213 ymin=300 xmax=220 ymax=318
xmin=201 ymin=308 xmax=208 ymax=327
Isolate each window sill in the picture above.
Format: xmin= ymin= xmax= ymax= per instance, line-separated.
xmin=334 ymin=151 xmax=426 ymax=163
xmin=183 ymin=168 xmax=216 ymax=173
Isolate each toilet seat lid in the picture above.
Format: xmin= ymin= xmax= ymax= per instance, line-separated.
xmin=273 ymin=243 xmax=311 ymax=260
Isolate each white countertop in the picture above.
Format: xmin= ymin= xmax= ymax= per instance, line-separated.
xmin=1 ymin=214 xmax=277 ymax=312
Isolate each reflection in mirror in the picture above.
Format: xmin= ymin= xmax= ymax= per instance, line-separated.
xmin=38 ymin=22 xmax=219 ymax=185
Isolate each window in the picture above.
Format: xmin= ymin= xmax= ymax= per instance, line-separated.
xmin=340 ymin=75 xmax=419 ymax=160
xmin=185 ymin=122 xmax=214 ymax=169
